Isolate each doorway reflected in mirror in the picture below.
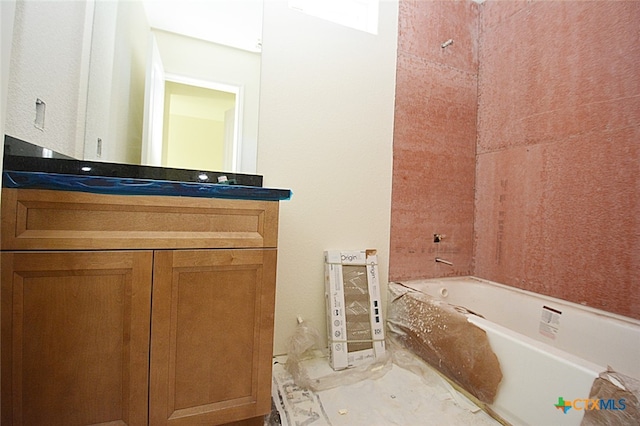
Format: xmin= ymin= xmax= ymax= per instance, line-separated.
xmin=163 ymin=80 xmax=238 ymax=173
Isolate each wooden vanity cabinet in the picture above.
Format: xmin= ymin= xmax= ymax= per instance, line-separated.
xmin=1 ymin=250 xmax=153 ymax=426
xmin=1 ymin=188 xmax=280 ymax=425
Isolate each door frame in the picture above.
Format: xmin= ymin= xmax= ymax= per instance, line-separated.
xmin=164 ymin=73 xmax=244 ymax=172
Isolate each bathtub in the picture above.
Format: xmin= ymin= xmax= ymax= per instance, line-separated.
xmin=389 ymin=276 xmax=640 ymax=426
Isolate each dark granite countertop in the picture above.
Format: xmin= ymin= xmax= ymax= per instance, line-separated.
xmin=3 ymin=136 xmax=291 ymax=201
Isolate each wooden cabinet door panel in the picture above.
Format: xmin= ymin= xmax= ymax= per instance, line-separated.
xmin=149 ymin=249 xmax=277 ymax=426
xmin=1 ymin=251 xmax=153 ymax=426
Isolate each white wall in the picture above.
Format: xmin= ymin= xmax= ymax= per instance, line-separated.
xmin=5 ymin=0 xmax=148 ymax=164
xmin=1 ymin=0 xmax=16 ymax=162
xmin=258 ymin=0 xmax=399 ymax=355
xmin=4 ymin=0 xmax=93 ymax=158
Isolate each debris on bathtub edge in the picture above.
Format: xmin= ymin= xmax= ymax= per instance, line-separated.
xmin=386 ymin=281 xmax=503 ymax=405
xmin=581 ymin=369 xmax=640 ymax=426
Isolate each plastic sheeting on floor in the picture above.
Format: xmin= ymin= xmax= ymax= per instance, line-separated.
xmin=270 ymin=349 xmax=500 ymax=426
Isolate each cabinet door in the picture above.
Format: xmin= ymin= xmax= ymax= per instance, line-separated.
xmin=150 ymin=249 xmax=277 ymax=425
xmin=1 ymin=251 xmax=153 ymax=426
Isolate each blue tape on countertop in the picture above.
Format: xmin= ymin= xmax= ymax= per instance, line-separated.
xmin=2 ymin=171 xmax=292 ymax=202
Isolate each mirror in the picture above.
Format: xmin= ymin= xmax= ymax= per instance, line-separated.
xmin=4 ymin=0 xmax=263 ymax=174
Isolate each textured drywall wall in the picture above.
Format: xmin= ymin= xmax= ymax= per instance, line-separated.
xmin=258 ymin=0 xmax=398 ymax=355
xmin=474 ymin=0 xmax=640 ymax=319
xmin=1 ymin=0 xmax=16 ymax=162
xmin=5 ymin=0 xmax=92 ymax=158
xmin=390 ymin=0 xmax=479 ymax=280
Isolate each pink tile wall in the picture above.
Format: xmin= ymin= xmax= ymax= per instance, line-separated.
xmin=390 ymin=0 xmax=479 ymax=280
xmin=475 ymin=1 xmax=640 ymax=319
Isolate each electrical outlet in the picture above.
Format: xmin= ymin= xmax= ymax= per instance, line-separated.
xmin=34 ymin=98 xmax=45 ymax=130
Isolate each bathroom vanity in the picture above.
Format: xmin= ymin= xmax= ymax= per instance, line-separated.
xmin=0 ymin=144 xmax=290 ymax=425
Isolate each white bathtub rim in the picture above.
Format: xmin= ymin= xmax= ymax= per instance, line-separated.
xmin=393 ymin=276 xmax=640 ymax=379
xmin=394 ymin=275 xmax=640 ymax=328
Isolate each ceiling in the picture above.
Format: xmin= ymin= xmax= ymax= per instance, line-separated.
xmin=142 ymin=0 xmax=264 ymax=53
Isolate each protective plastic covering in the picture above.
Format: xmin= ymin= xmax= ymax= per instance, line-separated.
xmin=2 ymin=171 xmax=292 ymax=201
xmin=270 ymin=341 xmax=500 ymax=426
xmin=276 ymin=314 xmax=502 ymax=425
xmin=581 ymin=369 xmax=640 ymax=426
xmin=386 ymin=282 xmax=503 ymax=404
xmin=341 ymin=265 xmax=375 ymax=353
xmin=284 ymin=318 xmax=391 ymax=392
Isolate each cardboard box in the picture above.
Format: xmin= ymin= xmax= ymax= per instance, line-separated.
xmin=324 ymin=249 xmax=385 ymax=370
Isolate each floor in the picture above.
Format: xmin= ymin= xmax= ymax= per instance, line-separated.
xmin=268 ymin=348 xmax=501 ymax=426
